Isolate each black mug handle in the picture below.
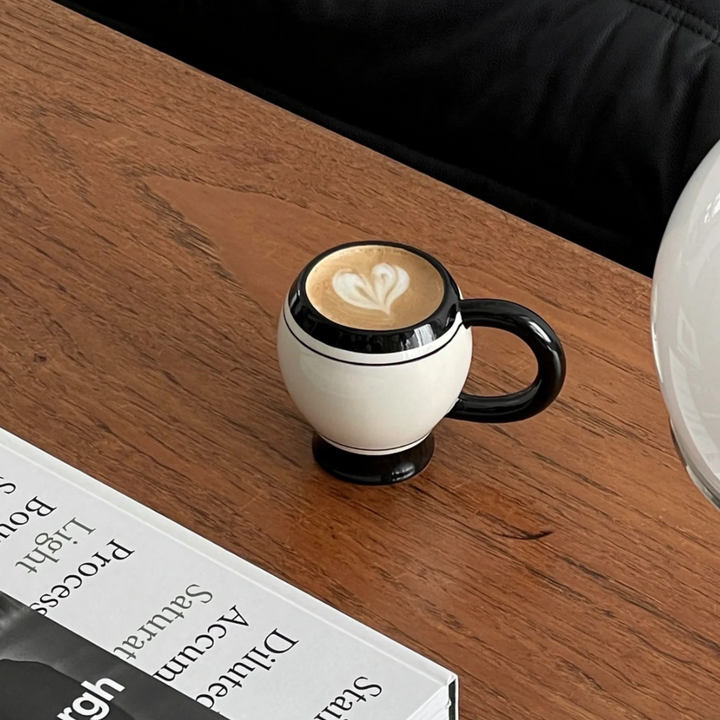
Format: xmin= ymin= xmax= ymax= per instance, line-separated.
xmin=447 ymin=299 xmax=566 ymax=423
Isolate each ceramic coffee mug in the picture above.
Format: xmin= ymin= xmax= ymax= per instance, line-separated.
xmin=278 ymin=241 xmax=566 ymax=484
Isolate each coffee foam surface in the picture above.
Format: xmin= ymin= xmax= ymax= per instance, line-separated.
xmin=306 ymin=245 xmax=444 ymax=331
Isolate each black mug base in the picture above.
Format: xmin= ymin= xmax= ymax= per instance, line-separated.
xmin=312 ymin=434 xmax=435 ymax=486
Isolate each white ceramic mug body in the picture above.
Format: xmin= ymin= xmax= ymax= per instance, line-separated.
xmin=276 ymin=241 xmax=565 ymax=485
xmin=278 ymin=301 xmax=473 ymax=454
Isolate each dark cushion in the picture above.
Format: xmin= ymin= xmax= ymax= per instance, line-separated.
xmin=55 ymin=0 xmax=720 ymax=275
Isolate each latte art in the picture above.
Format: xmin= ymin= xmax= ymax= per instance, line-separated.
xmin=306 ymin=244 xmax=445 ymax=330
xmin=332 ymin=263 xmax=410 ymax=314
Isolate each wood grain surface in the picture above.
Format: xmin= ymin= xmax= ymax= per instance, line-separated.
xmin=0 ymin=2 xmax=718 ymax=718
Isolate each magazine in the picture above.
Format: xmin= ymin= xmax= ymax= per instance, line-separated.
xmin=0 ymin=428 xmax=457 ymax=719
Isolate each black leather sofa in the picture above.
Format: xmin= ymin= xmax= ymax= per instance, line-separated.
xmin=54 ymin=0 xmax=720 ymax=276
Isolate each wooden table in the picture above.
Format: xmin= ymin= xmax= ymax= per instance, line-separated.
xmin=1 ymin=2 xmax=718 ymax=717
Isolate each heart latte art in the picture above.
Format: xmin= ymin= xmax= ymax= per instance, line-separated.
xmin=332 ymin=263 xmax=410 ymax=315
xmin=306 ymin=244 xmax=445 ymax=330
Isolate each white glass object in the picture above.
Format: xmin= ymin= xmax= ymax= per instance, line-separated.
xmin=653 ymin=138 xmax=720 ymax=507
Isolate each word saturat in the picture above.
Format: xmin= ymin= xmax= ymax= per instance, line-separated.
xmin=113 ymin=584 xmax=214 ymax=662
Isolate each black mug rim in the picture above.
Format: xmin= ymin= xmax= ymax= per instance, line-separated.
xmin=287 ymin=240 xmax=462 ymax=354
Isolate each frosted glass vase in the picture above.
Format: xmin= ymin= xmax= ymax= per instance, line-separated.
xmin=653 ymin=138 xmax=720 ymax=508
